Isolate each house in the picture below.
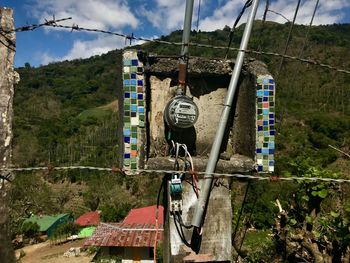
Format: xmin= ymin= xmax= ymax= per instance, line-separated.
xmin=75 ymin=211 xmax=100 ymax=238
xmin=75 ymin=211 xmax=100 ymax=226
xmin=123 ymin=205 xmax=163 ymax=225
xmin=23 ymin=213 xmax=72 ymax=238
xmin=84 ymin=205 xmax=164 ymax=263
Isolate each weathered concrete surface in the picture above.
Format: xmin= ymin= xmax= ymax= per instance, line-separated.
xmin=168 ymin=180 xmax=232 ymax=262
xmin=146 ymin=56 xmax=236 ymax=76
xmin=0 ymin=7 xmax=18 ymax=263
xmin=145 ymin=56 xmax=261 ymax=160
xmin=148 ymin=76 xmax=176 ymax=157
xmin=147 ymin=155 xmax=255 ymax=173
xmin=143 ymin=55 xmax=272 ymax=262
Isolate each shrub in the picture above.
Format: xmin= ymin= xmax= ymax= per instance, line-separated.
xmin=21 ymin=221 xmax=40 ymax=238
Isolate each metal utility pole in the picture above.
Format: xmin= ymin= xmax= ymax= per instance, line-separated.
xmin=178 ymin=0 xmax=194 ymax=93
xmin=0 ymin=7 xmax=17 ymax=263
xmin=191 ymin=0 xmax=260 ymax=231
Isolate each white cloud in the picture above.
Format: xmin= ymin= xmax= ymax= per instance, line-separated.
xmin=199 ymin=0 xmax=244 ymax=31
xmin=198 ymin=0 xmax=350 ymax=32
xmin=39 ymin=34 xmax=126 ymax=64
xmin=28 ymin=0 xmax=140 ymax=65
xmin=140 ymin=0 xmax=201 ymax=32
xmin=30 ymin=0 xmax=139 ymax=30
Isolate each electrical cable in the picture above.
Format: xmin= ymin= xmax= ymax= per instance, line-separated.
xmin=173 ymin=212 xmax=192 ymax=247
xmin=234 ymin=193 xmax=258 ymax=262
xmin=175 ymin=211 xmax=193 ymax=229
xmin=232 ymin=182 xmax=251 ymax=243
xmin=289 ymin=0 xmax=320 ymax=98
xmin=255 ymin=0 xmax=269 ymax=58
xmin=268 ymin=9 xmax=291 ymax=23
xmin=154 ymin=176 xmax=165 ymax=263
xmin=276 ymin=0 xmax=301 ymax=78
xmin=196 ymin=0 xmax=201 ymax=32
xmin=225 ymin=0 xmax=253 ymax=59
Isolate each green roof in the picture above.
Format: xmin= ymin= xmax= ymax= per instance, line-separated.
xmin=24 ymin=214 xmax=70 ymax=232
xmin=78 ymin=226 xmax=96 ymax=238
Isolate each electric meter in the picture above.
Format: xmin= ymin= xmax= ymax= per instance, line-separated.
xmin=164 ymin=95 xmax=199 ymax=129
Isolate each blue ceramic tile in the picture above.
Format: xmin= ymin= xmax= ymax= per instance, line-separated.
xmin=124 ymin=60 xmax=131 ymax=66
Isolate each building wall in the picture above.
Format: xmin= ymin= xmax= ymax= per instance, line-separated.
xmin=123 ymin=247 xmax=153 ymax=263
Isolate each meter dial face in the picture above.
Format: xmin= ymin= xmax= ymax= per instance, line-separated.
xmin=164 ymin=95 xmax=199 ymax=129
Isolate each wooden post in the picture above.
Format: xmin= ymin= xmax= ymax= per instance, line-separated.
xmin=0 ymin=7 xmax=18 ymax=263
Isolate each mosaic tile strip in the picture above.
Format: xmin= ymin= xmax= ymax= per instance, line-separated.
xmin=256 ymin=75 xmax=275 ymax=173
xmin=122 ymin=51 xmax=146 ymax=171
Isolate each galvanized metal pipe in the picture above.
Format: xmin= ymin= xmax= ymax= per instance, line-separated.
xmin=191 ymin=0 xmax=260 ymax=228
xmin=178 ymin=0 xmax=194 ymax=91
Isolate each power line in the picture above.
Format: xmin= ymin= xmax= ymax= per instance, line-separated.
xmin=1 ymin=165 xmax=350 ymax=184
xmin=267 ymin=9 xmax=291 ymax=23
xmin=1 ymin=17 xmax=349 ymax=74
xmin=195 ymin=0 xmax=201 ymax=32
xmin=298 ymin=0 xmax=319 ymax=59
xmin=225 ymin=0 xmax=253 ymax=58
xmin=276 ymin=0 xmax=301 ymax=78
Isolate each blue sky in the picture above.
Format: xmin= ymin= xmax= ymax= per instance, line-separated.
xmin=2 ymin=0 xmax=350 ymax=67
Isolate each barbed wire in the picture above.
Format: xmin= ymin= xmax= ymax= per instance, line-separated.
xmin=2 ymin=17 xmax=349 ymax=75
xmin=1 ymin=165 xmax=350 ymax=184
xmin=14 ymin=17 xmax=72 ymax=32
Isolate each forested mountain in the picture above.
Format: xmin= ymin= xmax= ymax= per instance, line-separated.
xmin=10 ymin=21 xmax=350 ymax=261
xmin=14 ymin=21 xmax=350 ymax=174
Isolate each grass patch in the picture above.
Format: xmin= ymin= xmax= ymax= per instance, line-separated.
xmin=241 ymin=230 xmax=275 ymax=262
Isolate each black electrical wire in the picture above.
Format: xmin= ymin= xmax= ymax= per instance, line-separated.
xmin=196 ymin=0 xmax=202 ymax=32
xmin=173 ymin=213 xmax=192 ymax=247
xmin=276 ymin=0 xmax=301 ymax=78
xmin=232 ymin=181 xmax=251 ymax=243
xmin=175 ymin=211 xmax=193 ymax=229
xmin=225 ymin=0 xmax=253 ymax=59
xmin=234 ymin=194 xmax=258 ymax=262
xmin=156 ymin=175 xmax=165 ymax=209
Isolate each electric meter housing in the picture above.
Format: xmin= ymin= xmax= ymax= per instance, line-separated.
xmin=164 ymin=95 xmax=199 ymax=129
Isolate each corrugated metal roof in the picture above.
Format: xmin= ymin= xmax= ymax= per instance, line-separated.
xmin=75 ymin=211 xmax=100 ymax=226
xmin=84 ymin=223 xmax=163 ymax=248
xmin=123 ymin=205 xmax=164 ymax=225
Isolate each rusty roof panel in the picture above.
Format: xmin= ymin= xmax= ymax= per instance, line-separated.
xmin=84 ymin=223 xmax=163 ymax=248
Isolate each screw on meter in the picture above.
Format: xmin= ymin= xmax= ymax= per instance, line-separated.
xmin=164 ymin=95 xmax=199 ymax=129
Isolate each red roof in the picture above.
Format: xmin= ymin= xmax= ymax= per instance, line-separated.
xmin=75 ymin=211 xmax=100 ymax=226
xmin=84 ymin=223 xmax=163 ymax=248
xmin=123 ymin=205 xmax=164 ymax=225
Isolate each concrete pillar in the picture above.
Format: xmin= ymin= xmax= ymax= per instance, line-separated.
xmin=0 ymin=7 xmax=19 ymax=263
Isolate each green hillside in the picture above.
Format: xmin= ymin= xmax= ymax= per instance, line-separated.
xmin=13 ymin=21 xmax=350 ymax=174
xmin=10 ymin=22 xmax=350 ymax=261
